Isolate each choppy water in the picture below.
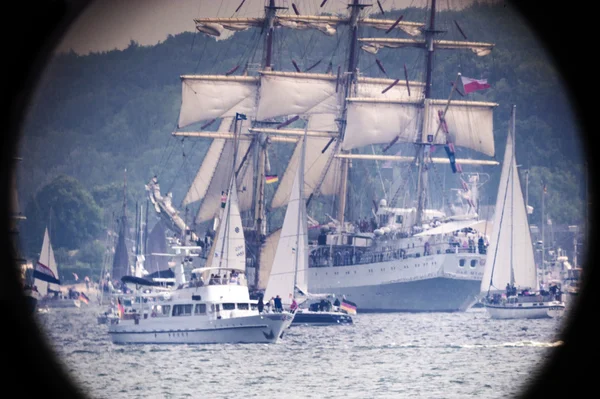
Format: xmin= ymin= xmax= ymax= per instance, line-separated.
xmin=34 ymin=307 xmax=565 ymax=398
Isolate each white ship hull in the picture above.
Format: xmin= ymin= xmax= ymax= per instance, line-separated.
xmin=484 ymin=301 xmax=565 ymax=319
xmin=109 ymin=312 xmax=293 ymax=344
xmin=308 ymin=252 xmax=486 ymax=312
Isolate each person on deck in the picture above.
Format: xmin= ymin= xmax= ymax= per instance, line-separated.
xmin=257 ymin=296 xmax=264 ymax=313
xmin=274 ymin=295 xmax=283 ymax=312
xmin=333 ymin=296 xmax=341 ymax=311
xmin=290 ymin=298 xmax=298 ymax=312
xmin=220 ymin=191 xmax=227 ymax=209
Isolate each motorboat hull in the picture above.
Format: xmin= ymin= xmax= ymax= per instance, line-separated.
xmin=108 ymin=312 xmax=293 ymax=344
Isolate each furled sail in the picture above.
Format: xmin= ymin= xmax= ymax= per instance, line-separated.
xmin=359 ymin=38 xmax=494 ymax=56
xmin=178 ymin=75 xmax=258 ymax=128
xmin=194 ymin=15 xmax=425 ymax=38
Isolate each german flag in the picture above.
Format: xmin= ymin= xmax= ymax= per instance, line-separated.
xmin=117 ymin=298 xmax=125 ymax=318
xmin=265 ymin=175 xmax=278 ymax=184
xmin=79 ymin=292 xmax=89 ymax=305
xmin=340 ymin=298 xmax=357 ymax=315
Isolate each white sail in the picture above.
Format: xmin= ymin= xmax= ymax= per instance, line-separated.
xmin=423 ymin=99 xmax=497 ymax=157
xmin=342 ymin=98 xmax=421 ymax=150
xmin=183 ymin=117 xmax=233 ymax=206
xmin=194 ymin=137 xmax=254 ymax=224
xmin=481 ymin=111 xmax=537 ymax=293
xmin=256 ymin=72 xmax=341 ymax=121
xmin=257 ymin=229 xmax=282 ymax=290
xmin=264 ymin=139 xmax=308 ymax=306
xmin=35 ymin=228 xmax=59 ymax=295
xmin=178 ymin=75 xmax=258 ymax=128
xmin=271 ymin=114 xmax=341 ymax=210
xmin=355 ymin=77 xmax=425 ymax=100
xmin=209 ymin=177 xmax=246 ymax=272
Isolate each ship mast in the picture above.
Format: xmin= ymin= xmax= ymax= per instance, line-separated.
xmin=337 ymin=0 xmax=369 ymax=229
xmin=415 ymin=0 xmax=439 ymax=227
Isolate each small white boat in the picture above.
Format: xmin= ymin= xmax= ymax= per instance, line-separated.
xmin=480 ymin=106 xmax=565 ymax=319
xmin=108 ymin=170 xmax=293 ymax=344
xmin=263 ymin=128 xmax=353 ymax=326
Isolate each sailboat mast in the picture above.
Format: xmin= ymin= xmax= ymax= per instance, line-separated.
xmin=509 ymin=105 xmax=515 ymax=286
xmin=541 ymin=177 xmax=545 ymax=273
xmin=293 ymin=124 xmax=309 ymax=295
xmin=415 ymin=0 xmax=438 ymax=227
xmin=263 ymin=0 xmax=277 ymax=71
xmin=337 ymin=0 xmax=366 ymax=229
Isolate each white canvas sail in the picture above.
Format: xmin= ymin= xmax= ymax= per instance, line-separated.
xmin=257 ymin=229 xmax=282 ymax=290
xmin=355 ymin=77 xmax=425 ymax=100
xmin=208 ymin=176 xmax=246 ymax=272
xmin=34 ymin=228 xmax=60 ymax=295
xmin=183 ymin=117 xmax=234 ymax=206
xmin=178 ymin=75 xmax=258 ymax=128
xmin=423 ymin=99 xmax=497 ymax=157
xmin=256 ymin=72 xmax=341 ymax=121
xmin=264 ymin=138 xmax=308 ymax=306
xmin=342 ymin=98 xmax=421 ymax=150
xmin=481 ymin=109 xmax=537 ymax=293
xmin=194 ymin=137 xmax=254 ymax=224
xmin=270 ymin=114 xmax=341 ymax=210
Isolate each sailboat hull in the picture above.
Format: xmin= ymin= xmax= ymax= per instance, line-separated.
xmin=308 ymin=253 xmax=484 ymax=312
xmin=291 ymin=310 xmax=353 ymax=325
xmin=484 ymin=301 xmax=565 ymax=319
xmin=109 ymin=313 xmax=293 ymax=344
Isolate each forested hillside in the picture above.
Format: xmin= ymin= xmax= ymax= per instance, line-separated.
xmin=16 ymin=2 xmax=586 ymax=281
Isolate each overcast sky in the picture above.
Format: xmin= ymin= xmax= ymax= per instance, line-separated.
xmin=57 ymin=0 xmax=488 ymax=54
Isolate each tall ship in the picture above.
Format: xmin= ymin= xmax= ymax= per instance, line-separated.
xmin=147 ymin=0 xmax=499 ymax=312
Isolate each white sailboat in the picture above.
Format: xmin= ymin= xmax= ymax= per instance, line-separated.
xmin=108 ymin=118 xmax=293 ymax=344
xmin=264 ymin=126 xmax=353 ymax=325
xmin=480 ymin=105 xmax=565 ymax=319
xmin=34 ymin=227 xmax=81 ymax=309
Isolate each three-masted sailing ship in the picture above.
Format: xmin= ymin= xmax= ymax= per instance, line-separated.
xmin=147 ymin=0 xmax=500 ymax=311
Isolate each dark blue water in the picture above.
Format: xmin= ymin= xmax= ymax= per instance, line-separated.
xmin=35 ymin=307 xmax=565 ymax=398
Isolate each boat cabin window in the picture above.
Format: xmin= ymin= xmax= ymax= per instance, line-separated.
xmin=222 ymin=303 xmax=235 ymax=310
xmin=123 ymin=299 xmax=133 ymax=307
xmin=459 ymin=259 xmax=466 ymax=267
xmin=173 ymin=304 xmax=193 ymax=316
xmin=237 ymin=303 xmax=249 ymax=310
xmin=251 ymin=303 xmax=258 ymax=311
xmin=379 ymin=214 xmax=389 ymax=226
xmin=152 ymin=304 xmax=171 ymax=317
xmin=211 ymin=304 xmax=220 ymax=312
xmin=470 ymin=259 xmax=478 ymax=268
xmin=194 ymin=304 xmax=207 ymax=315
xmin=396 ymin=215 xmax=403 ymax=224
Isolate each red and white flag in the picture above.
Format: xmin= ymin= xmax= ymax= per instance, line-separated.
xmin=460 ymin=76 xmax=490 ymax=94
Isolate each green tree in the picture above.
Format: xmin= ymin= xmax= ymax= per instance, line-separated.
xmin=22 ymin=175 xmax=103 ymax=258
